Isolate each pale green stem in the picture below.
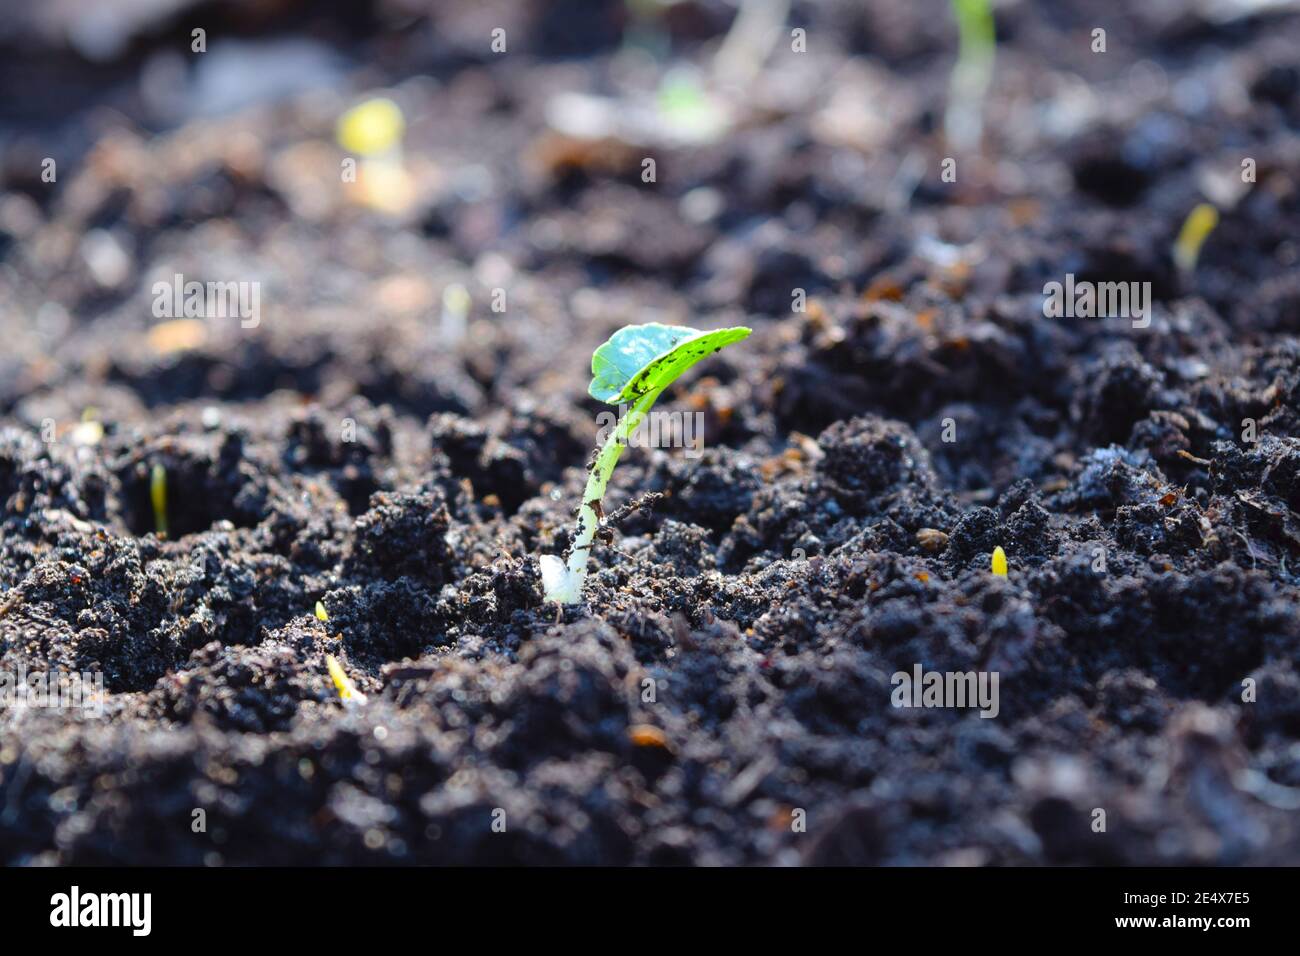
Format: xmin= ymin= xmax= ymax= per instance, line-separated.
xmin=544 ymin=386 xmax=664 ymax=604
xmin=945 ymin=0 xmax=996 ymax=151
xmin=150 ymin=462 xmax=168 ymax=539
xmin=565 ymin=386 xmax=664 ymax=579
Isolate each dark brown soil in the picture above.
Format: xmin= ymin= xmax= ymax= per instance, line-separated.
xmin=2 ymin=0 xmax=1300 ymax=865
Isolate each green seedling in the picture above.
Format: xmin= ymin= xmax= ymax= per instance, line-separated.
xmin=991 ymin=545 xmax=1007 ymax=577
xmin=336 ymin=97 xmax=404 ymax=158
xmin=945 ymin=0 xmax=996 ymax=151
xmin=150 ymin=462 xmax=168 ymax=539
xmin=1173 ymin=202 xmax=1219 ymax=275
xmin=540 ymin=322 xmax=751 ymax=605
xmin=315 ymin=601 xmax=329 ymax=622
xmin=326 ymin=654 xmax=366 ymax=704
xmin=335 ymin=96 xmax=411 ymax=214
xmin=656 ymin=72 xmax=715 ymax=134
xmin=713 ymin=0 xmax=792 ymax=88
xmin=441 ymin=282 xmax=470 ymax=343
xmin=71 ymin=407 xmax=104 ymax=446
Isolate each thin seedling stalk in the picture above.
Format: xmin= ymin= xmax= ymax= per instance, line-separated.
xmin=541 ymin=322 xmax=749 ymax=606
xmin=552 ymin=386 xmax=664 ymax=603
xmin=945 ymin=0 xmax=996 ymax=152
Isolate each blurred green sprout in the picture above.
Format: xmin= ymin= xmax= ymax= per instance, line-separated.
xmin=150 ymin=463 xmax=168 ymax=539
xmin=945 ymin=0 xmax=996 ymax=151
xmin=540 ymin=323 xmax=750 ymax=605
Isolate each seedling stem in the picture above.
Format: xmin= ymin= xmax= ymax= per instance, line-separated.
xmin=540 ymin=323 xmax=749 ymax=605
xmin=150 ymin=463 xmax=168 ymax=539
xmin=548 ymin=386 xmax=664 ymax=604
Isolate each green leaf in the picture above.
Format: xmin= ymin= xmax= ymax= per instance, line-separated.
xmin=588 ymin=323 xmax=751 ymax=404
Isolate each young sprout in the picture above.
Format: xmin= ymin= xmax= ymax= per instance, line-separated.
xmin=150 ymin=462 xmax=168 ymax=539
xmin=337 ymin=97 xmax=405 ymax=156
xmin=540 ymin=322 xmax=751 ymax=605
xmin=991 ymin=545 xmax=1008 ymax=577
xmin=655 ymin=70 xmax=727 ymax=144
xmin=945 ymin=0 xmax=996 ymax=152
xmin=440 ymin=283 xmax=471 ymax=344
xmin=336 ymin=96 xmax=412 ymax=214
xmin=1173 ymin=202 xmax=1220 ymax=276
xmin=70 ymin=408 xmax=104 ymax=446
xmin=315 ymin=601 xmax=329 ymax=622
xmin=713 ymin=0 xmax=792 ymax=88
xmin=326 ymin=654 xmax=366 ymax=705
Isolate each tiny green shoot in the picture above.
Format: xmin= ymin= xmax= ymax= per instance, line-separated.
xmin=315 ymin=601 xmax=329 ymax=622
xmin=991 ymin=545 xmax=1007 ymax=577
xmin=335 ymin=96 xmax=411 ymax=214
xmin=713 ymin=0 xmax=792 ymax=88
xmin=150 ymin=462 xmax=168 ymax=539
xmin=540 ymin=322 xmax=751 ymax=605
xmin=1173 ymin=202 xmax=1219 ymax=275
xmin=336 ymin=97 xmax=405 ymax=157
xmin=71 ymin=407 xmax=104 ymax=446
xmin=326 ymin=654 xmax=366 ymax=704
xmin=945 ymin=0 xmax=996 ymax=152
xmin=441 ymin=282 xmax=470 ymax=343
xmin=656 ymin=72 xmax=715 ymax=133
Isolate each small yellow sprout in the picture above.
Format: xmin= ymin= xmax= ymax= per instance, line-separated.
xmin=315 ymin=601 xmax=329 ymax=622
xmin=150 ymin=463 xmax=168 ymax=539
xmin=336 ymin=97 xmax=405 ymax=157
xmin=1173 ymin=202 xmax=1219 ymax=275
xmin=337 ymin=97 xmax=414 ymax=214
xmin=70 ymin=414 xmax=104 ymax=446
xmin=326 ymin=654 xmax=366 ymax=704
xmin=991 ymin=545 xmax=1007 ymax=577
xmin=655 ymin=71 xmax=726 ymax=143
xmin=440 ymin=283 xmax=471 ymax=343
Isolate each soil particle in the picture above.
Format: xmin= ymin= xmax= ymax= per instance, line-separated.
xmin=349 ymin=490 xmax=454 ymax=586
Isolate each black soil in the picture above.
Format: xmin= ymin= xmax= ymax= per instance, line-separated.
xmin=2 ymin=0 xmax=1300 ymax=865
